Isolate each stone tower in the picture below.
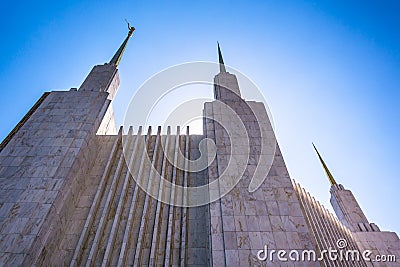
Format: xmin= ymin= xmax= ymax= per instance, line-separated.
xmin=0 ymin=27 xmax=399 ymax=266
xmin=310 ymin=144 xmax=400 ymax=266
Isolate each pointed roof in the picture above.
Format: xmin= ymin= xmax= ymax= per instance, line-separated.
xmin=312 ymin=143 xmax=337 ymax=185
xmin=109 ymin=21 xmax=135 ymax=67
xmin=217 ymin=42 xmax=226 ymax=73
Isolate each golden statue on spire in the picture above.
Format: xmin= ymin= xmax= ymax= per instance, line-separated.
xmin=126 ymin=19 xmax=135 ymax=36
xmin=109 ymin=20 xmax=135 ymax=66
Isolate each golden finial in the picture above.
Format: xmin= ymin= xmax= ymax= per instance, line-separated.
xmin=312 ymin=143 xmax=337 ymax=186
xmin=217 ymin=42 xmax=226 ymax=73
xmin=109 ymin=20 xmax=135 ymax=66
xmin=125 ymin=19 xmax=135 ymax=36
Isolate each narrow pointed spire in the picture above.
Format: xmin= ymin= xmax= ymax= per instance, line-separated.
xmin=312 ymin=143 xmax=337 ymax=185
xmin=109 ymin=21 xmax=135 ymax=67
xmin=217 ymin=42 xmax=226 ymax=73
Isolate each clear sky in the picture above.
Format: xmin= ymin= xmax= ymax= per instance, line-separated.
xmin=0 ymin=0 xmax=399 ymax=234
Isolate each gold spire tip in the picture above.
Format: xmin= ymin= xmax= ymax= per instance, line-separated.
xmin=109 ymin=20 xmax=135 ymax=66
xmin=217 ymin=42 xmax=226 ymax=73
xmin=312 ymin=143 xmax=337 ymax=186
xmin=125 ymin=19 xmax=135 ymax=36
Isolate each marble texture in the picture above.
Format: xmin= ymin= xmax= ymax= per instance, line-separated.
xmin=0 ymin=60 xmax=398 ymax=267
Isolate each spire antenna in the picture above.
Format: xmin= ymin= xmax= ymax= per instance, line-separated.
xmin=217 ymin=42 xmax=226 ymax=73
xmin=109 ymin=20 xmax=135 ymax=67
xmin=312 ymin=143 xmax=337 ymax=185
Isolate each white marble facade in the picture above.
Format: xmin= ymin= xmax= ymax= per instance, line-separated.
xmin=0 ymin=46 xmax=399 ymax=267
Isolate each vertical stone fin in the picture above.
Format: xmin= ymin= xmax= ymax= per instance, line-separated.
xmin=70 ymin=127 xmax=123 ymax=267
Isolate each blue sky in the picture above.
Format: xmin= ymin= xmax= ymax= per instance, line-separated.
xmin=0 ymin=1 xmax=399 ymax=233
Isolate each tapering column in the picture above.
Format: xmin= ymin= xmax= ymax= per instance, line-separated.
xmin=312 ymin=144 xmax=370 ymax=232
xmin=79 ymin=23 xmax=135 ymax=100
xmin=205 ymin=44 xmax=316 ymax=266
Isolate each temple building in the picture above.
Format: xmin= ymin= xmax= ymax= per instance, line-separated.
xmin=0 ymin=26 xmax=399 ymax=266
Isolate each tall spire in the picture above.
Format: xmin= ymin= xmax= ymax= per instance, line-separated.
xmin=217 ymin=42 xmax=226 ymax=73
xmin=312 ymin=143 xmax=337 ymax=185
xmin=109 ymin=21 xmax=135 ymax=67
